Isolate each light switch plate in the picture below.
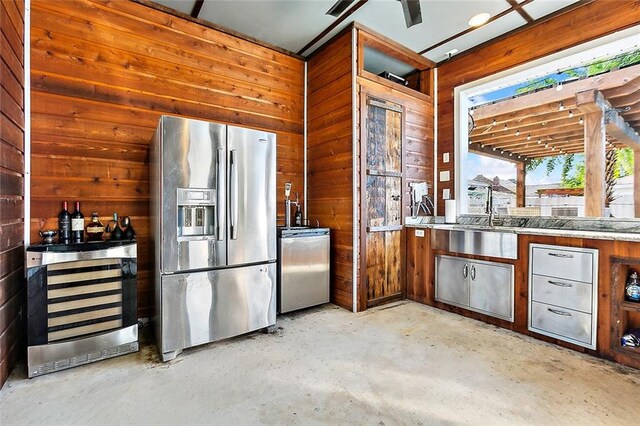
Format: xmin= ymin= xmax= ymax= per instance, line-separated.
xmin=443 ymin=189 xmax=450 ymax=199
xmin=443 ymin=152 xmax=449 ymax=163
xmin=415 ymin=229 xmax=425 ymax=237
xmin=439 ymin=170 xmax=450 ymax=182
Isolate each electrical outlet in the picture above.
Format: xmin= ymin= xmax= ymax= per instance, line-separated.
xmin=439 ymin=171 xmax=450 ymax=182
xmin=415 ymin=229 xmax=425 ymax=237
xmin=443 ymin=189 xmax=450 ymax=199
xmin=443 ymin=152 xmax=450 ymax=163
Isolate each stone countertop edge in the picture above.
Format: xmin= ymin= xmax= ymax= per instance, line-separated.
xmin=404 ymin=216 xmax=640 ymax=243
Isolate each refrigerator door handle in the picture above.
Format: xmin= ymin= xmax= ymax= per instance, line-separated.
xmin=230 ymin=149 xmax=238 ymax=240
xmin=216 ymin=148 xmax=224 ymax=241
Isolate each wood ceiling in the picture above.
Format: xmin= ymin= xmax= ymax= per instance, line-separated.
xmin=468 ymin=64 xmax=640 ymax=163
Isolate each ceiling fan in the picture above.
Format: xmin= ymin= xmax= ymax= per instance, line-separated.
xmin=326 ymin=0 xmax=423 ymax=28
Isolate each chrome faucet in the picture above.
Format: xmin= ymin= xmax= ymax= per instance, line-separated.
xmin=486 ymin=184 xmax=494 ymax=226
xmin=486 ymin=185 xmax=502 ymax=226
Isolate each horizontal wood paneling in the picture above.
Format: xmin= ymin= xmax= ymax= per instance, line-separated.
xmin=307 ymin=30 xmax=354 ymax=311
xmin=30 ymin=0 xmax=305 ymax=319
xmin=436 ymin=0 xmax=640 ymax=213
xmin=0 ymin=0 xmax=24 ymax=389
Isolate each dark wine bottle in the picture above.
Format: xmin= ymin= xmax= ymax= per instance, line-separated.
xmin=58 ymin=201 xmax=71 ymax=244
xmin=71 ymin=201 xmax=85 ymax=243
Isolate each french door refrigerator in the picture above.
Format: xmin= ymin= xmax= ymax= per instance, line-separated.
xmin=151 ymin=115 xmax=276 ymax=361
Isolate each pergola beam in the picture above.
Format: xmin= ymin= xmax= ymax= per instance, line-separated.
xmin=576 ymin=90 xmax=606 ymax=217
xmin=472 ymin=65 xmax=640 ymax=120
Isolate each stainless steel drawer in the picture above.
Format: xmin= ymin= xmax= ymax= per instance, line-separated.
xmin=531 ymin=274 xmax=593 ymax=313
xmin=531 ymin=246 xmax=594 ymax=283
xmin=530 ymin=301 xmax=593 ymax=347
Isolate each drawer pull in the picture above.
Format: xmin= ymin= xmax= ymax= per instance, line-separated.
xmin=548 ymin=252 xmax=574 ymax=258
xmin=547 ymin=308 xmax=572 ymax=317
xmin=548 ymin=280 xmax=573 ymax=288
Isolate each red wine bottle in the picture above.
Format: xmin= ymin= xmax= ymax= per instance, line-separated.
xmin=71 ymin=201 xmax=85 ymax=243
xmin=58 ymin=201 xmax=71 ymax=244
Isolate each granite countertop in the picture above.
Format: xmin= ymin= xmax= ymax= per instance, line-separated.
xmin=404 ymin=215 xmax=640 ymax=243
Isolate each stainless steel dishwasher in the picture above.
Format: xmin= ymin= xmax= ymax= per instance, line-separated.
xmin=277 ymin=227 xmax=330 ymax=313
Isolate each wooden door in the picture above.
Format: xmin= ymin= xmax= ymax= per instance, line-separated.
xmin=363 ymin=96 xmax=404 ymax=307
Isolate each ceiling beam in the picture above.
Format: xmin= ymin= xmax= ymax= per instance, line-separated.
xmin=471 ymin=65 xmax=640 ymax=120
xmin=297 ymin=0 xmax=369 ymax=56
xmin=506 ymin=0 xmax=534 ymax=23
xmin=419 ymin=0 xmax=534 ymax=56
xmin=190 ymin=0 xmax=204 ymax=19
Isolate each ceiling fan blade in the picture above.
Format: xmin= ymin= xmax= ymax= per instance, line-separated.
xmin=326 ymin=0 xmax=356 ymax=17
xmin=400 ymin=0 xmax=422 ymax=28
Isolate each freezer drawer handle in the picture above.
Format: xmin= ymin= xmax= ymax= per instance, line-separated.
xmin=216 ymin=148 xmax=224 ymax=241
xmin=547 ymin=308 xmax=572 ymax=317
xmin=230 ymin=149 xmax=238 ymax=240
xmin=548 ymin=280 xmax=573 ymax=288
xmin=548 ymin=252 xmax=573 ymax=258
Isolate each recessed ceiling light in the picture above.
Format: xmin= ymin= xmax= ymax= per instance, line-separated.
xmin=468 ymin=12 xmax=490 ymax=27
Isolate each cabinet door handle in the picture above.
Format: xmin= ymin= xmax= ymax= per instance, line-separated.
xmin=547 ymin=308 xmax=572 ymax=317
xmin=548 ymin=252 xmax=573 ymax=258
xmin=463 ymin=264 xmax=468 ymax=279
xmin=470 ymin=265 xmax=476 ymax=281
xmin=548 ymin=280 xmax=573 ymax=288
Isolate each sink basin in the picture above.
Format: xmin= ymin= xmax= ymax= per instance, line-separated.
xmin=432 ymin=227 xmax=518 ymax=259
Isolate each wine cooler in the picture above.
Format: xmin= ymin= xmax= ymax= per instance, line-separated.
xmin=26 ymin=242 xmax=138 ymax=377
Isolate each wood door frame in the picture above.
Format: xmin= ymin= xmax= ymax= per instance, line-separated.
xmin=358 ymin=87 xmax=408 ymax=311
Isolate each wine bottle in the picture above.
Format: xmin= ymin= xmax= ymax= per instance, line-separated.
xmin=71 ymin=201 xmax=85 ymax=243
xmin=58 ymin=201 xmax=71 ymax=244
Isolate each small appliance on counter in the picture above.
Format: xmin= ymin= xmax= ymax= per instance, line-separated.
xmin=625 ymin=271 xmax=640 ymax=302
xmin=277 ymin=226 xmax=330 ymax=313
xmin=26 ymin=241 xmax=138 ymax=378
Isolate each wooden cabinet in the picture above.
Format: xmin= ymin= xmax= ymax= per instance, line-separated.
xmin=435 ymin=255 xmax=514 ymax=322
xmin=528 ymin=243 xmax=599 ymax=350
xmin=307 ymin=25 xmax=435 ymax=312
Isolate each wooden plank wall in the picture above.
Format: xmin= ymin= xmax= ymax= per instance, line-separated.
xmin=0 ymin=0 xmax=25 ymax=389
xmin=30 ymin=0 xmax=305 ymax=317
xmin=436 ymin=0 xmax=640 ymax=213
xmin=307 ymin=30 xmax=354 ymax=311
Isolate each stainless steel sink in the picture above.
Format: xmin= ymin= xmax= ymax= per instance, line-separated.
xmin=432 ymin=227 xmax=518 ymax=259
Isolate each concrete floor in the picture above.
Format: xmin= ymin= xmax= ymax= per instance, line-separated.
xmin=1 ymin=301 xmax=638 ymax=425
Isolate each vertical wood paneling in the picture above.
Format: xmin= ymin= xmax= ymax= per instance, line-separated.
xmin=307 ymin=30 xmax=354 ymax=311
xmin=0 ymin=0 xmax=25 ymax=389
xmin=30 ymin=0 xmax=305 ymax=318
xmin=436 ymin=0 xmax=640 ymax=213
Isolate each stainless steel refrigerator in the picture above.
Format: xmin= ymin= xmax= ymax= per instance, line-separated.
xmin=151 ymin=115 xmax=276 ymax=361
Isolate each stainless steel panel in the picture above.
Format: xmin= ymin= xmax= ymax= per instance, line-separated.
xmin=531 ymin=274 xmax=593 ymax=313
xmin=469 ymin=260 xmax=514 ymax=322
xmin=28 ymin=325 xmax=138 ymax=378
xmin=26 ymin=244 xmax=136 ymax=268
xmin=160 ymin=116 xmax=226 ymax=272
xmin=435 ymin=255 xmax=469 ymax=307
xmin=530 ymin=301 xmax=593 ymax=347
xmin=160 ymin=263 xmax=276 ymax=359
xmin=432 ymin=229 xmax=518 ymax=260
xmin=279 ymin=234 xmax=330 ymax=313
xmin=531 ymin=246 xmax=595 ymax=283
xmin=227 ymin=126 xmax=276 ymax=265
